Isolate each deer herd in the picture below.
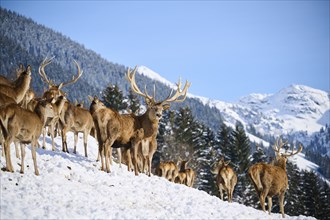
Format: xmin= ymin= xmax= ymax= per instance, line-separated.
xmin=0 ymin=58 xmax=303 ymax=218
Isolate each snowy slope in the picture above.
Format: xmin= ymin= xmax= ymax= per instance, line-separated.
xmin=0 ymin=133 xmax=315 ymax=219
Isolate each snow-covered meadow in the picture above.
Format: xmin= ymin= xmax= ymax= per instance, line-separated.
xmin=1 ymin=132 xmax=315 ymax=219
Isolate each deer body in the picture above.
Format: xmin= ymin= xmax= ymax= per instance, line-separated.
xmin=60 ymin=102 xmax=94 ymax=157
xmin=0 ymin=101 xmax=54 ymax=175
xmin=89 ymin=97 xmax=141 ymax=173
xmin=156 ymin=161 xmax=178 ymax=181
xmin=248 ymin=139 xmax=302 ymax=218
xmin=211 ymin=158 xmax=237 ymax=202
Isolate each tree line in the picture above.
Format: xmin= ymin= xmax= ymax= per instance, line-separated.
xmin=103 ymin=83 xmax=330 ymax=219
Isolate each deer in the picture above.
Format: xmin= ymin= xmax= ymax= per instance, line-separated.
xmin=211 ymin=157 xmax=237 ymax=202
xmin=248 ymin=138 xmax=303 ymax=218
xmin=89 ymin=95 xmax=142 ymax=173
xmin=38 ymin=56 xmax=92 ymax=156
xmin=126 ymin=66 xmax=190 ymax=176
xmin=177 ymin=159 xmax=196 ymax=187
xmin=59 ymin=100 xmax=94 ymax=157
xmin=0 ymin=65 xmax=32 ymax=104
xmin=156 ymin=161 xmax=179 ymax=182
xmin=42 ymin=96 xmax=67 ymax=151
xmin=0 ymin=101 xmax=55 ymax=175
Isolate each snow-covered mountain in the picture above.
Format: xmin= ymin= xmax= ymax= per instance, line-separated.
xmin=0 ymin=133 xmax=315 ymax=219
xmin=138 ymin=66 xmax=330 ymax=145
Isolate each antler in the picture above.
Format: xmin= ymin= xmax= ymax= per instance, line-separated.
xmin=281 ymin=143 xmax=303 ymax=157
xmin=272 ymin=138 xmax=288 ymax=155
xmin=61 ymin=60 xmax=83 ymax=87
xmin=126 ymin=66 xmax=153 ymax=101
xmin=126 ymin=65 xmax=191 ymax=105
xmin=159 ymin=77 xmax=191 ymax=104
xmin=38 ymin=57 xmax=56 ymax=87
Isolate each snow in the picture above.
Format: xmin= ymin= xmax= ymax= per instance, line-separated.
xmin=136 ymin=65 xmax=329 ymax=140
xmin=291 ymin=153 xmax=319 ymax=172
xmin=0 ymin=133 xmax=315 ymax=219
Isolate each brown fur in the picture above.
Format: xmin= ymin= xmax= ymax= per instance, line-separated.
xmin=156 ymin=161 xmax=178 ymax=182
xmin=248 ymin=139 xmax=303 ymax=218
xmin=59 ymin=101 xmax=94 ymax=157
xmin=211 ymin=157 xmax=237 ymax=202
xmin=89 ymin=96 xmax=141 ymax=173
xmin=0 ymin=65 xmax=32 ymax=104
xmin=0 ymin=101 xmax=54 ymax=175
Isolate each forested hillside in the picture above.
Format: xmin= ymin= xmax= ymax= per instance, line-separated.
xmin=0 ymin=8 xmax=223 ymax=130
xmin=1 ymin=7 xmax=329 ymax=219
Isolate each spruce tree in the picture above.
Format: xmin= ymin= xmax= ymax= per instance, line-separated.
xmin=127 ymin=88 xmax=141 ymax=113
xmin=102 ymin=83 xmax=128 ymax=112
xmin=285 ymin=161 xmax=303 ymax=216
xmin=230 ymin=122 xmax=251 ymax=204
xmin=215 ymin=123 xmax=233 ymax=160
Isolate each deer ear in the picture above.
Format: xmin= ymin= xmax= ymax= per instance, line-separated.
xmin=58 ymin=83 xmax=63 ymax=90
xmin=88 ymin=95 xmax=93 ymax=102
xmin=162 ymin=103 xmax=170 ymax=110
xmin=26 ymin=65 xmax=32 ymax=75
xmin=145 ymin=98 xmax=154 ymax=107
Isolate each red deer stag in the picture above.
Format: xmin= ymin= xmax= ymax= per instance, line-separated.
xmin=211 ymin=157 xmax=237 ymax=202
xmin=126 ymin=66 xmax=190 ymax=176
xmin=0 ymin=101 xmax=55 ymax=175
xmin=248 ymin=138 xmax=303 ymax=218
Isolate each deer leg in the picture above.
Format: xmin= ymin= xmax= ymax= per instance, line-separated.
xmin=104 ymin=139 xmax=115 ymax=173
xmin=126 ymin=149 xmax=133 ymax=171
xmin=73 ymin=132 xmax=78 ymax=154
xmin=219 ymin=185 xmax=224 ymax=201
xmin=31 ymin=140 xmax=39 ymax=176
xmin=50 ymin=122 xmax=55 ymax=151
xmin=267 ymin=196 xmax=272 ymax=215
xmin=4 ymin=139 xmax=14 ymax=172
xmin=132 ymin=141 xmax=139 ymax=176
xmin=20 ymin=144 xmax=25 ymax=174
xmin=14 ymin=141 xmax=20 ymax=159
xmin=117 ymin=148 xmax=121 ymax=168
xmin=98 ymin=143 xmax=104 ymax=171
xmin=84 ymin=131 xmax=88 ymax=157
xmin=42 ymin=127 xmax=46 ymax=149
xmin=61 ymin=128 xmax=69 ymax=153
xmin=279 ymin=191 xmax=285 ymax=218
xmin=260 ymin=189 xmax=269 ymax=212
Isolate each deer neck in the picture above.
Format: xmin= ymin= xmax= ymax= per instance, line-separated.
xmin=15 ymin=75 xmax=31 ymax=103
xmin=274 ymin=158 xmax=287 ymax=171
xmin=139 ymin=113 xmax=159 ymax=138
xmin=34 ymin=106 xmax=47 ymax=126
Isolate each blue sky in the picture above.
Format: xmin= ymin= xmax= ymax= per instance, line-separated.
xmin=2 ymin=1 xmax=329 ymax=102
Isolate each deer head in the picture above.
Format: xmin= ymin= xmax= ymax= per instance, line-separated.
xmin=272 ymin=138 xmax=303 ymax=171
xmin=126 ymin=66 xmax=190 ymax=122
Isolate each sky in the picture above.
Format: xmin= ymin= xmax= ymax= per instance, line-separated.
xmin=1 ymin=1 xmax=329 ymax=102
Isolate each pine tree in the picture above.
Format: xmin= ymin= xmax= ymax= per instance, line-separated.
xmin=127 ymin=88 xmax=141 ymax=113
xmin=285 ymin=161 xmax=303 ymax=216
xmin=215 ymin=123 xmax=233 ymax=160
xmin=230 ymin=122 xmax=251 ymax=204
xmin=193 ymin=123 xmax=217 ymax=195
xmin=102 ymin=83 xmax=128 ymax=111
xmin=318 ymin=180 xmax=330 ymax=220
xmin=301 ymin=170 xmax=321 ymax=218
